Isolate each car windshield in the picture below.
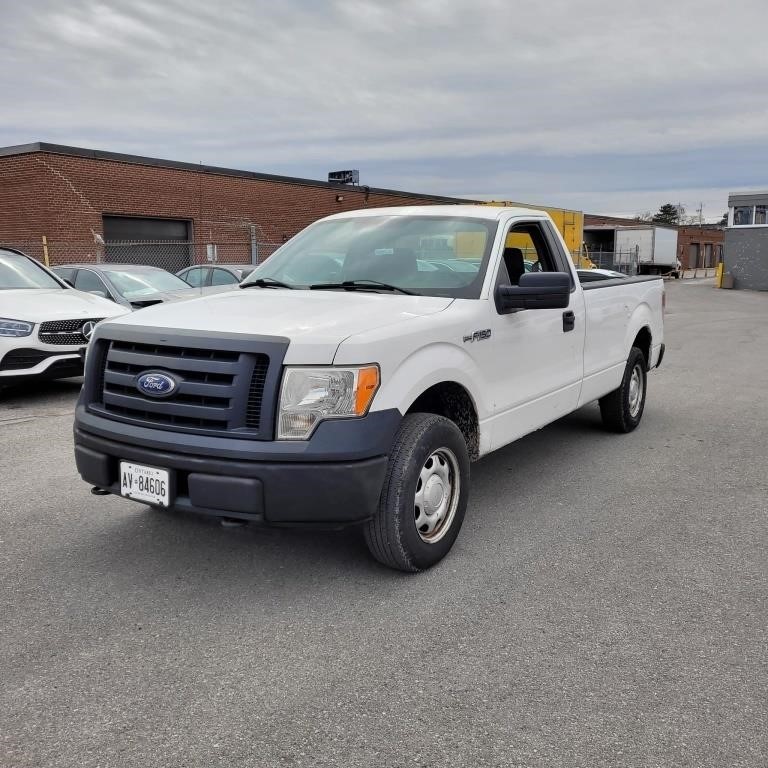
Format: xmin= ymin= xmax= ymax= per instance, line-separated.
xmin=0 ymin=249 xmax=63 ymax=290
xmin=106 ymin=269 xmax=190 ymax=299
xmin=242 ymin=215 xmax=499 ymax=298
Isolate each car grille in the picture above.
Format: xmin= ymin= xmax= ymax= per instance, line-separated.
xmin=39 ymin=318 xmax=105 ymax=345
xmin=89 ymin=339 xmax=274 ymax=437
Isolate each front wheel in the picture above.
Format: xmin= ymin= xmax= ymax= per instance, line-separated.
xmin=599 ymin=346 xmax=647 ymax=433
xmin=364 ymin=413 xmax=470 ymax=572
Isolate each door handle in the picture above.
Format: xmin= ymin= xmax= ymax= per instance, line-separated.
xmin=562 ymin=310 xmax=575 ymax=332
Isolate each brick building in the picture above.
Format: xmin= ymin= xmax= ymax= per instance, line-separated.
xmin=583 ymin=213 xmax=723 ymax=270
xmin=0 ymin=142 xmax=472 ymax=271
xmin=676 ymin=225 xmax=724 ymax=270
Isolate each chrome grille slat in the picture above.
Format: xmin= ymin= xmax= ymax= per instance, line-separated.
xmin=103 ymin=390 xmax=233 ymax=421
xmin=107 ymin=348 xmax=240 ymax=374
xmin=103 ymin=369 xmax=236 ymax=399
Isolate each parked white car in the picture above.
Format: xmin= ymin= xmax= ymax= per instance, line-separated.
xmin=0 ymin=248 xmax=130 ymax=384
xmin=74 ymin=206 xmax=665 ymax=571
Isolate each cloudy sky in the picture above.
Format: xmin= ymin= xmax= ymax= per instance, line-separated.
xmin=2 ymin=0 xmax=765 ymax=219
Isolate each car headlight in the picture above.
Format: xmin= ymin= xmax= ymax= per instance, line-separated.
xmin=0 ymin=318 xmax=33 ymax=337
xmin=278 ymin=365 xmax=380 ymax=440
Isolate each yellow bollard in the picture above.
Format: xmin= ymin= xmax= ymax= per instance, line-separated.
xmin=715 ymin=262 xmax=724 ymax=288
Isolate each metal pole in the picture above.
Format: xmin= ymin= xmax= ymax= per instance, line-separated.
xmin=250 ymin=225 xmax=258 ymax=265
xmin=41 ymin=235 xmax=50 ymax=266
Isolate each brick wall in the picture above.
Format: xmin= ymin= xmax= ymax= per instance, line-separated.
xmin=0 ymin=154 xmax=61 ymax=261
xmin=0 ymin=149 xmax=465 ymax=265
xmin=676 ymin=226 xmax=724 ymax=269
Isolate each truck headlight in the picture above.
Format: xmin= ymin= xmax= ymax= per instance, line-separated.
xmin=278 ymin=365 xmax=380 ymax=440
xmin=0 ymin=318 xmax=33 ymax=337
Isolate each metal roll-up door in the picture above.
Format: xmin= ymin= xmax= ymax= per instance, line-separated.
xmin=103 ymin=216 xmax=192 ymax=273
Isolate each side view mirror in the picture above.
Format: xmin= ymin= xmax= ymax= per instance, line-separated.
xmin=495 ymin=272 xmax=571 ymax=313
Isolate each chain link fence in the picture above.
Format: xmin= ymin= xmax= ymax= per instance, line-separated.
xmin=3 ymin=239 xmax=284 ymax=273
xmin=580 ymin=250 xmax=640 ymax=274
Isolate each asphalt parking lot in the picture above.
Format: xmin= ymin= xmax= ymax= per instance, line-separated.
xmin=1 ymin=279 xmax=766 ymax=768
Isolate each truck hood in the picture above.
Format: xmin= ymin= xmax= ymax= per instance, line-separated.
xmin=102 ymin=288 xmax=453 ymax=362
xmin=1 ymin=288 xmax=130 ymax=322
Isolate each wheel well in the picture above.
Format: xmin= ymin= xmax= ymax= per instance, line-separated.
xmin=407 ymin=382 xmax=480 ymax=461
xmin=633 ymin=327 xmax=652 ymax=369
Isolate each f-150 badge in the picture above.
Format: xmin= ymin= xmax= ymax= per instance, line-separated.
xmin=463 ymin=329 xmax=492 ymax=343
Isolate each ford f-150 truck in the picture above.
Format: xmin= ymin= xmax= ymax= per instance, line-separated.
xmin=74 ymin=206 xmax=665 ymax=572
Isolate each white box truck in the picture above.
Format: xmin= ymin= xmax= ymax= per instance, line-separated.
xmin=615 ymin=226 xmax=679 ymax=277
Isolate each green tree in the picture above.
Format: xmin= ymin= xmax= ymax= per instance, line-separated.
xmin=652 ymin=203 xmax=682 ymax=225
xmin=718 ymin=212 xmax=728 ymax=226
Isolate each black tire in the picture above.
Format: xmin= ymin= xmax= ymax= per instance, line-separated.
xmin=599 ymin=346 xmax=647 ymax=433
xmin=364 ymin=413 xmax=470 ymax=572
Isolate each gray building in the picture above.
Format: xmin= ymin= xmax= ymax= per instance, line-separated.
xmin=725 ymin=191 xmax=768 ymax=290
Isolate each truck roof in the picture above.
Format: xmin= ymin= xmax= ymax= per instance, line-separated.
xmin=321 ymin=204 xmax=548 ymax=222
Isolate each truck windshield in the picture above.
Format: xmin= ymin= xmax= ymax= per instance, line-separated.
xmin=242 ymin=216 xmax=499 ymax=298
xmin=0 ymin=249 xmax=64 ymax=290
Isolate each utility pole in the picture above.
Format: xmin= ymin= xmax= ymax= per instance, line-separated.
xmin=697 ymin=202 xmax=703 ymax=227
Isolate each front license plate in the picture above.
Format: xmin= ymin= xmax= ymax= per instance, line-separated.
xmin=120 ymin=462 xmax=170 ymax=507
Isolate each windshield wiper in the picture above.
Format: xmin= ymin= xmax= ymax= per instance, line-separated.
xmin=309 ymin=279 xmax=417 ymax=295
xmin=240 ymin=278 xmax=294 ymax=289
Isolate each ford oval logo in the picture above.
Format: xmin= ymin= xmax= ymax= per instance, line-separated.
xmin=136 ymin=371 xmax=177 ymax=398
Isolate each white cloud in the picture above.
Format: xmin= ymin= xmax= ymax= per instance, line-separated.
xmin=0 ymin=0 xmax=765 ymax=214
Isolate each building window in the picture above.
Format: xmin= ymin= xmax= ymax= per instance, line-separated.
xmin=756 ymin=205 xmax=767 ymax=226
xmin=733 ymin=206 xmax=754 ymax=226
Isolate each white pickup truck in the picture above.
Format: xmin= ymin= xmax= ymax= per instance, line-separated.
xmin=74 ymin=206 xmax=665 ymax=571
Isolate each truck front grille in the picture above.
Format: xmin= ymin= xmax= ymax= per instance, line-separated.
xmin=39 ymin=318 xmax=104 ymax=345
xmin=89 ymin=338 xmax=277 ymax=438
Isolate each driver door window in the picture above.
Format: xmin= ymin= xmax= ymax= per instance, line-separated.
xmin=496 ymin=222 xmax=561 ymax=287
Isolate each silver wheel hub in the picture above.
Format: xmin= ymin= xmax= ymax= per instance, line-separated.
xmin=628 ymin=363 xmax=644 ymax=418
xmin=414 ymin=448 xmax=460 ymax=544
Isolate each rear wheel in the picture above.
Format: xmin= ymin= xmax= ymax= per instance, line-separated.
xmin=599 ymin=346 xmax=647 ymax=433
xmin=364 ymin=413 xmax=470 ymax=572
